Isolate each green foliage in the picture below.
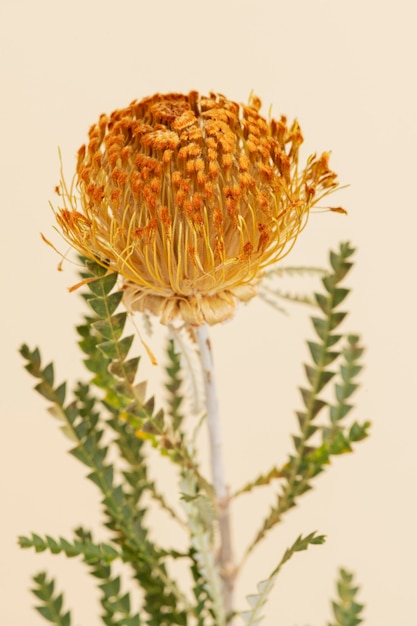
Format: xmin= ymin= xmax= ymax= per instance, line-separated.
xmin=165 ymin=338 xmax=186 ymax=431
xmin=98 ymin=574 xmax=142 ymax=626
xmin=240 ymin=532 xmax=325 ymax=626
xmin=20 ymin=261 xmax=194 ymax=626
xmin=76 ymin=261 xmax=203 ymax=484
xmin=20 ymin=337 xmax=189 ymax=624
xmin=240 ymin=242 xmax=370 ymax=555
xmin=31 ymin=572 xmax=71 ymax=626
xmin=20 ymin=245 xmax=368 ymax=625
xmin=19 ymin=531 xmax=119 ymax=563
xmin=328 ymin=569 xmax=364 ymax=626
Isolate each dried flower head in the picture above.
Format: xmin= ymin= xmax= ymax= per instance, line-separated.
xmin=55 ymin=91 xmax=341 ymax=325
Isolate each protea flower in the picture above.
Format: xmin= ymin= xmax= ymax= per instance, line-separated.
xmin=55 ymin=91 xmax=341 ymax=325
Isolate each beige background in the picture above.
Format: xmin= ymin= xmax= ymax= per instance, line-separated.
xmin=1 ymin=0 xmax=416 ymax=623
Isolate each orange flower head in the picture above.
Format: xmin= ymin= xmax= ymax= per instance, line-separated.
xmin=55 ymin=91 xmax=340 ymax=325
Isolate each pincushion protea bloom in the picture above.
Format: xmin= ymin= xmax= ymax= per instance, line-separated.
xmin=55 ymin=91 xmax=341 ymax=325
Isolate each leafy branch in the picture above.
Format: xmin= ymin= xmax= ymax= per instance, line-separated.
xmin=165 ymin=338 xmax=186 ymax=431
xmin=19 ymin=343 xmax=191 ymax=625
xmin=19 ymin=531 xmax=119 ymax=564
xmin=77 ymin=260 xmax=210 ymax=495
xmin=240 ymin=532 xmax=325 ymax=626
xmin=329 ymin=568 xmax=364 ymax=626
xmin=97 ymin=573 xmax=142 ymax=626
xmin=22 ymin=531 xmax=142 ymax=625
xmin=31 ymin=572 xmax=72 ymax=626
xmin=19 ymin=243 xmax=369 ymax=626
xmin=239 ymin=243 xmax=370 ymax=558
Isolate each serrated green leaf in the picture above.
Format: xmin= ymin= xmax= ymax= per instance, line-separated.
xmin=335 ymin=382 xmax=358 ymax=402
xmin=328 ymin=431 xmax=352 ymax=455
xmin=346 ymin=332 xmax=359 ymax=345
xmin=119 ymin=592 xmax=131 ymax=613
xmin=307 ymin=341 xmax=325 ymax=365
xmin=292 ymin=434 xmax=302 ymax=452
xmin=304 ymin=364 xmax=335 ymax=392
xmin=45 ymin=536 xmax=61 ymax=554
xmin=305 ymin=424 xmax=319 ymax=439
xmin=88 ymin=272 xmax=118 ymax=296
xmin=61 ymin=612 xmax=71 ymax=626
xmin=326 ymin=333 xmax=343 ymax=347
xmin=151 ymin=407 xmax=164 ymax=430
xmin=314 ymin=292 xmax=330 ymax=314
xmin=32 ymin=586 xmax=51 ymax=602
xmin=54 ymin=382 xmax=67 ymax=406
xmin=34 ymin=381 xmax=56 ymax=402
xmin=41 ymin=362 xmax=54 ymax=386
xmin=306 ymin=444 xmax=330 ymax=465
xmin=69 ymin=446 xmax=91 ymax=467
xmin=133 ymin=380 xmax=147 ymax=402
xmin=84 ymin=258 xmax=109 ymax=277
xmin=73 ymin=421 xmax=89 ymax=439
xmin=87 ymin=470 xmax=105 ymax=490
xmin=100 ymin=576 xmax=121 ymax=597
xmin=31 ymin=533 xmax=45 ymax=551
xmin=22 ymin=345 xmax=41 ymax=376
xmin=307 ymin=341 xmax=339 ymax=366
xmin=332 ymin=287 xmax=350 ymax=307
xmin=102 ymin=544 xmax=119 ymax=559
xmin=102 ymin=465 xmax=114 ymax=488
xmin=122 ymin=616 xmax=141 ymax=626
xmin=299 ymin=387 xmax=327 ymax=418
xmin=60 ymin=424 xmax=78 ymax=443
xmin=19 ymin=343 xmax=31 ymax=360
xmin=53 ymin=593 xmax=64 ymax=614
xmin=317 ymin=369 xmax=336 ymax=391
xmin=18 ymin=535 xmax=31 ymax=549
xmin=349 ymin=421 xmax=370 ymax=442
xmin=35 ymin=605 xmax=54 ymax=621
xmin=329 ymin=311 xmax=347 ymax=330
xmin=311 ymin=316 xmax=328 ymax=341
xmin=83 ymin=434 xmax=98 ymax=456
xmin=340 ymin=363 xmax=362 ymax=382
xmin=98 ymin=335 xmax=134 ymax=360
xmin=296 ymin=410 xmax=308 ymax=430
xmin=106 ymin=291 xmax=124 ymax=315
xmin=322 ymin=274 xmax=337 ymax=293
xmin=78 ymin=339 xmax=97 ymax=358
xmin=87 ymin=297 xmax=109 ymax=317
xmin=330 ymin=251 xmax=352 ymax=275
xmin=47 ymin=404 xmax=66 ymax=422
xmin=87 ymin=291 xmax=123 ymax=317
xmin=60 ymin=538 xmax=78 ymax=557
xmin=109 ymin=357 xmax=140 ymax=383
xmin=92 ymin=312 xmax=127 ymax=340
xmin=97 ymin=341 xmax=118 ymax=359
xmin=330 ymin=404 xmax=352 ymax=422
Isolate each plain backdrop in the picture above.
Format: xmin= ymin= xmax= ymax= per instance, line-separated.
xmin=1 ymin=0 xmax=416 ymax=624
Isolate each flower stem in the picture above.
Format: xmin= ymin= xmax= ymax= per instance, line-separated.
xmin=196 ymin=323 xmax=235 ymax=619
